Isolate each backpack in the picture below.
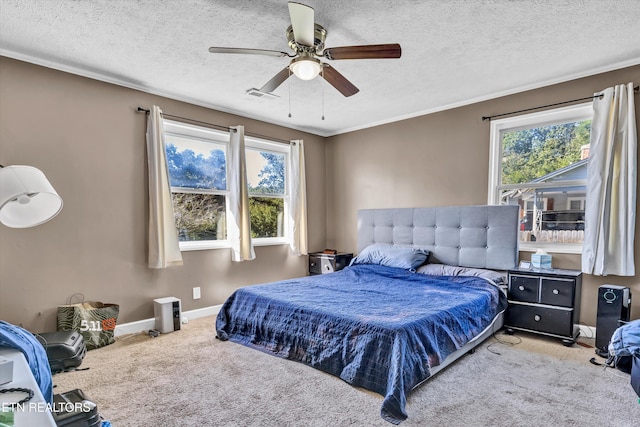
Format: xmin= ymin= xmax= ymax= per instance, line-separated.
xmin=608 ymin=319 xmax=640 ymax=397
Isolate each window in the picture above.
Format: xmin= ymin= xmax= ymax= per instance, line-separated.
xmin=245 ymin=137 xmax=289 ymax=244
xmin=163 ymin=120 xmax=290 ymax=251
xmin=488 ymin=103 xmax=592 ymax=253
xmin=164 ymin=121 xmax=229 ymax=250
xmin=567 ymin=197 xmax=585 ymax=211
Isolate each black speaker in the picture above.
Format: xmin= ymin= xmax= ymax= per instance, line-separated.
xmin=595 ymin=285 xmax=631 ymax=356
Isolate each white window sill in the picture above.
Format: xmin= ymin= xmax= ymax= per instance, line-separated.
xmin=179 ymin=241 xmax=229 ymax=252
xmin=518 ymin=242 xmax=583 ymax=255
xmin=253 ymin=238 xmax=289 ymax=247
xmin=179 ymin=239 xmax=289 ymax=252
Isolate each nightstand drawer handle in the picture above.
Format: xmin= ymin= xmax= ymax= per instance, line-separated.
xmin=324 ymin=265 xmax=331 ymax=271
xmin=534 ymin=315 xmax=541 ymax=322
xmin=310 ymin=262 xmax=316 ymax=267
xmin=518 ymin=285 xmax=525 ymax=291
xmin=553 ymin=289 xmax=559 ymax=295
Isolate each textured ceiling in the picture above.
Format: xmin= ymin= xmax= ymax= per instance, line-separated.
xmin=1 ymin=0 xmax=639 ymax=136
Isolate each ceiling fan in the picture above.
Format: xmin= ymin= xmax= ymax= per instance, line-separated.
xmin=208 ymin=2 xmax=401 ymax=97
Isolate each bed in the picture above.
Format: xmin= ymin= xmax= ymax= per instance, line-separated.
xmin=216 ymin=205 xmax=519 ymax=424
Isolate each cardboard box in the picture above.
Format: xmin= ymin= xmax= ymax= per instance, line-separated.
xmin=531 ymin=253 xmax=552 ymax=269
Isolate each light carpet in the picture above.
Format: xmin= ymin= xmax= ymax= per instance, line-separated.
xmin=52 ymin=316 xmax=639 ymax=426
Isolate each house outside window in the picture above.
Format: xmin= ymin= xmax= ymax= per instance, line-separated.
xmin=164 ymin=120 xmax=290 ymax=251
xmin=488 ymin=103 xmax=592 ymax=254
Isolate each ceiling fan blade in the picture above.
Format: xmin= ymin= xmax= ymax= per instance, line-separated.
xmin=288 ymin=2 xmax=315 ymax=46
xmin=259 ymin=67 xmax=291 ymax=93
xmin=323 ymin=44 xmax=402 ymax=60
xmin=208 ymin=47 xmax=293 ymax=58
xmin=321 ymin=65 xmax=359 ymax=97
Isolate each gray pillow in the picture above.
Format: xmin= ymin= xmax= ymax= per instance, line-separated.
xmin=416 ymin=263 xmax=506 ymax=285
xmin=350 ymin=243 xmax=429 ymax=271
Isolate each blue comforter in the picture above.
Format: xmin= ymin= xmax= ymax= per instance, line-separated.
xmin=0 ymin=321 xmax=53 ymax=404
xmin=216 ymin=264 xmax=507 ymax=424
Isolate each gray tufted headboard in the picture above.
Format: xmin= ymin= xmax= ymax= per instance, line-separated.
xmin=357 ymin=205 xmax=520 ymax=271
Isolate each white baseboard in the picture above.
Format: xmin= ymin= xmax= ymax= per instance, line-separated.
xmin=114 ymin=304 xmax=222 ymax=337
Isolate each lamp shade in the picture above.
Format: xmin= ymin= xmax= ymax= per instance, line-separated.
xmin=290 ymin=57 xmax=322 ymax=81
xmin=0 ymin=165 xmax=63 ymax=228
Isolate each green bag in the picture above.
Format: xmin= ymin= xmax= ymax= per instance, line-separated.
xmin=57 ymin=294 xmax=119 ymax=350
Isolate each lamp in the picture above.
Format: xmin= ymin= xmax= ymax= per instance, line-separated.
xmin=289 ymin=56 xmax=322 ymax=81
xmin=0 ymin=165 xmax=63 ymax=228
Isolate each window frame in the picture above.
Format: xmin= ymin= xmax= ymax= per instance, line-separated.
xmin=487 ymin=102 xmax=592 ymax=254
xmin=567 ymin=196 xmax=586 ymax=211
xmin=163 ymin=120 xmax=291 ymax=251
xmin=164 ymin=120 xmax=231 ymax=251
xmin=244 ymin=135 xmax=291 ymax=246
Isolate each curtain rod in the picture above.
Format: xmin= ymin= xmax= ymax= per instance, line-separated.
xmin=482 ymin=85 xmax=640 ymax=122
xmin=137 ymin=107 xmax=292 ymax=145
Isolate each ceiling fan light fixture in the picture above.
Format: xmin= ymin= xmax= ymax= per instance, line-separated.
xmin=289 ymin=57 xmax=322 ymax=81
xmin=208 ymin=2 xmax=400 ymax=97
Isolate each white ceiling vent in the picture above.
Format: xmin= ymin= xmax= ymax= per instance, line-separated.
xmin=245 ymin=88 xmax=279 ymax=100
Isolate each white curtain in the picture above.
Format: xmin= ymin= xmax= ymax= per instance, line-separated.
xmin=228 ymin=125 xmax=255 ymax=261
xmin=146 ymin=105 xmax=183 ymax=268
xmin=288 ymin=140 xmax=308 ymax=255
xmin=582 ymin=83 xmax=637 ymax=276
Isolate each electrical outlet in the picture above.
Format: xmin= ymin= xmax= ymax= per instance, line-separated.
xmin=193 ymin=287 xmax=201 ymax=300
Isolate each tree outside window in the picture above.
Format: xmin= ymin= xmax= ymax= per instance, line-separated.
xmin=246 ymin=149 xmax=286 ymax=239
xmin=163 ymin=120 xmax=289 ymax=250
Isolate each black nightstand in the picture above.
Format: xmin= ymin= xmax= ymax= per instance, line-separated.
xmin=308 ymin=252 xmax=353 ymax=275
xmin=505 ymin=267 xmax=582 ymax=346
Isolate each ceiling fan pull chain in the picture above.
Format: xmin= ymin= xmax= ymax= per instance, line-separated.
xmin=288 ymin=69 xmax=292 ymax=118
xmin=321 ymin=68 xmax=325 ymax=121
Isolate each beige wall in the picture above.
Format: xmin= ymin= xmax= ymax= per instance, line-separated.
xmin=0 ymin=57 xmax=326 ymax=331
xmin=1 ymin=56 xmax=638 ymax=331
xmin=325 ymin=64 xmax=640 ymax=326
